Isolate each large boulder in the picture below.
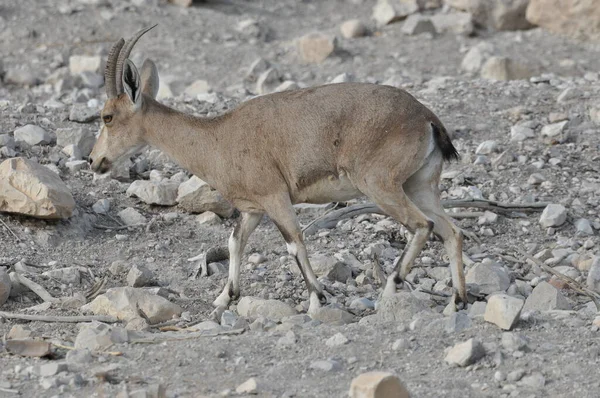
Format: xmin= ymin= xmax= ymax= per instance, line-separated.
xmin=526 ymin=0 xmax=600 ymax=41
xmin=0 ymin=158 xmax=75 ymax=219
xmin=447 ymin=0 xmax=532 ymax=31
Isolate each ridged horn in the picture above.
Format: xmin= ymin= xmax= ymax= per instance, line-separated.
xmin=104 ymin=38 xmax=125 ymax=98
xmin=115 ymin=24 xmax=158 ymax=94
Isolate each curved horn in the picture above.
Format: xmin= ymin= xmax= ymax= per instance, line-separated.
xmin=104 ymin=38 xmax=125 ymax=98
xmin=115 ymin=24 xmax=158 ymax=94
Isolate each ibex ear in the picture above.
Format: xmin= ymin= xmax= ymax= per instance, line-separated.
xmin=122 ymin=59 xmax=142 ymax=108
xmin=140 ymin=59 xmax=159 ymax=99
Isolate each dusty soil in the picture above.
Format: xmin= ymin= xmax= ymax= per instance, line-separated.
xmin=1 ymin=0 xmax=600 ymax=397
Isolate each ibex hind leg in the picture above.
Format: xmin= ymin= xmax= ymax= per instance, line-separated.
xmin=213 ymin=211 xmax=263 ymax=308
xmin=362 ymin=182 xmax=434 ymax=298
xmin=263 ymin=194 xmax=326 ymax=314
xmin=404 ymin=164 xmax=467 ymax=303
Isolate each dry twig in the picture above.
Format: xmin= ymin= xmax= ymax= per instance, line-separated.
xmin=0 ymin=218 xmax=19 ymax=241
xmin=0 ymin=311 xmax=119 ymax=323
xmin=13 ymin=273 xmax=59 ymax=303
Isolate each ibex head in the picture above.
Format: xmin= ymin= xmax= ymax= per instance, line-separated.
xmin=89 ymin=25 xmax=159 ymax=173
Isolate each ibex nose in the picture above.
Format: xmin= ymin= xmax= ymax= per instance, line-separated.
xmin=87 ymin=156 xmax=94 ymax=165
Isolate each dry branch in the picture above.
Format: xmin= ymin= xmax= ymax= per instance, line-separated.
xmin=302 ymin=199 xmax=548 ymax=236
xmin=0 ymin=311 xmax=119 ymax=323
xmin=13 ymin=273 xmax=59 ymax=303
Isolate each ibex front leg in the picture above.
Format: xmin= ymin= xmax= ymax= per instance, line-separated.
xmin=265 ymin=195 xmax=326 ymax=314
xmin=213 ymin=211 xmax=263 ymax=308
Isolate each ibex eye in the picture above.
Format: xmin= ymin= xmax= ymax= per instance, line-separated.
xmin=103 ymin=115 xmax=113 ymax=124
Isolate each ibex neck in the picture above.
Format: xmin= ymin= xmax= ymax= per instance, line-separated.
xmin=141 ymin=98 xmax=223 ymax=181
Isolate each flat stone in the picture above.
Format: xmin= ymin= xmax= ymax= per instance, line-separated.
xmin=501 ymin=332 xmax=529 ymax=352
xmin=308 ymin=254 xmax=352 ymax=283
xmin=484 ymin=294 xmax=524 ymax=330
xmin=522 ymin=281 xmax=571 ymax=312
xmin=14 ymin=125 xmax=55 ymax=146
xmin=445 ymin=338 xmax=485 ymax=367
xmin=541 ymin=121 xmax=568 ymax=138
xmin=445 ymin=312 xmax=472 ymax=333
xmin=0 ymin=157 xmax=75 ymax=219
xmin=510 ymin=125 xmax=535 ymax=142
xmin=92 ymin=199 xmax=110 ymax=214
xmin=349 ymin=372 xmax=410 ymax=398
xmin=126 ymin=180 xmax=178 ymax=206
xmin=42 ymin=267 xmax=81 ymax=285
xmin=69 ymin=55 xmax=102 ymax=75
xmin=69 ymin=104 xmax=99 ymax=123
xmin=196 ymin=211 xmax=221 ymax=225
xmin=82 ymin=287 xmax=182 ymax=323
xmin=237 ymin=297 xmax=296 ymax=321
xmin=310 ymin=305 xmax=355 ymax=325
xmin=309 ymin=359 xmax=342 ymax=372
xmin=35 ymin=361 xmax=68 ymax=377
xmin=481 ymin=56 xmax=532 ymax=81
xmin=66 ymin=160 xmax=88 ymax=173
xmin=372 ymin=0 xmax=419 ymax=26
xmin=402 ymin=15 xmax=436 ymax=35
xmin=74 ymin=321 xmax=129 ymax=351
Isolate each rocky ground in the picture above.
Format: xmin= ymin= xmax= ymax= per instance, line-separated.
xmin=1 ymin=0 xmax=600 ymax=397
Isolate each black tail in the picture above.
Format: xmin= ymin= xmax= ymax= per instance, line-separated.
xmin=431 ymin=123 xmax=459 ymax=162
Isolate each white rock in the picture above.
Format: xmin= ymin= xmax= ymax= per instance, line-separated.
xmin=297 ymin=32 xmax=336 ymax=63
xmin=274 ymin=80 xmax=300 ymax=92
xmin=184 ymin=79 xmax=211 ymax=97
xmin=325 ymin=332 xmax=350 ymax=347
xmin=539 ymin=204 xmax=567 ymax=227
xmin=14 ymin=125 xmax=55 ymax=146
xmin=237 ymin=297 xmax=296 ymax=321
xmin=236 ymin=378 xmax=258 ymax=394
xmin=196 ymin=211 xmax=221 ymax=225
xmin=74 ymin=321 xmax=129 ymax=350
xmin=310 ymin=305 xmax=355 ymax=325
xmin=522 ymin=281 xmax=571 ymax=312
xmin=69 ymin=55 xmax=102 ymax=75
xmin=431 ymin=12 xmax=474 ymax=35
xmin=541 ymin=121 xmax=568 ymax=137
xmin=330 ymin=73 xmax=353 ymax=84
xmin=309 ymin=359 xmax=342 ymax=372
xmin=484 ymin=294 xmax=524 ymax=330
xmin=308 ymin=254 xmax=351 ymax=283
xmin=118 ymin=207 xmax=146 ymax=225
xmin=82 ymin=287 xmax=182 ymax=323
xmin=0 ymin=157 xmax=75 ymax=219
xmin=510 ymin=125 xmax=535 ymax=142
xmin=461 ymin=42 xmax=495 ymax=73
xmin=481 ymin=56 xmax=532 ymax=81
xmin=255 ymin=68 xmax=280 ymax=95
xmin=375 ymin=292 xmax=431 ymax=322
xmin=372 ymin=0 xmax=419 ymax=26
xmin=475 ymin=140 xmax=497 ymax=155
xmin=575 ymin=218 xmax=594 ymax=235
xmin=349 ymin=372 xmax=410 ymax=398
xmin=340 ymin=19 xmax=367 ymax=38
xmin=248 ymin=253 xmax=267 ymax=265
xmin=444 ymin=338 xmax=485 ymax=367
xmin=126 ymin=180 xmax=178 ymax=206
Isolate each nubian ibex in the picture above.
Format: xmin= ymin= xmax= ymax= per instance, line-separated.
xmin=89 ymin=26 xmax=467 ymax=312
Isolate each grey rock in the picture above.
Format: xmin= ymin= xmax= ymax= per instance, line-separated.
xmin=177 ymin=176 xmax=233 ymax=217
xmin=69 ymin=104 xmax=99 ymax=123
xmin=277 ymin=330 xmax=298 ymax=346
xmin=35 ymin=361 xmax=68 ymax=377
xmin=66 ymin=160 xmax=88 ymax=173
xmin=118 ymin=207 xmax=147 ymax=225
xmin=42 ymin=267 xmax=81 ymax=285
xmin=66 ymin=349 xmax=93 ymax=371
xmin=468 ymin=301 xmax=487 ymax=319
xmin=501 ymin=332 xmax=529 ymax=352
xmin=127 ymin=264 xmax=154 ymax=287
xmin=373 ymin=0 xmax=419 ymax=26
xmin=349 ymin=297 xmax=375 ymax=310
xmin=55 ymin=128 xmax=96 ymax=156
xmin=14 ymin=125 xmax=55 ymax=146
xmin=541 ymin=121 xmax=568 ymax=138
xmin=69 ymin=55 xmax=102 ymax=75
xmin=92 ymin=199 xmax=110 ymax=214
xmin=81 ymin=287 xmax=182 ymax=324
xmin=308 ymin=254 xmax=352 ymax=283
xmin=510 ymin=125 xmax=535 ymax=142
xmin=309 ymin=359 xmax=342 ymax=372
xmin=445 ymin=312 xmax=472 ymax=333
xmin=310 ymin=305 xmax=355 ymax=325
xmin=539 ymin=204 xmax=567 ymax=227
xmin=575 ymin=218 xmax=594 ymax=235
xmin=376 ymin=292 xmax=431 ymax=322
xmin=519 ymin=372 xmax=545 ymax=389
xmin=402 ymin=15 xmax=436 ymax=35
xmin=0 ymin=268 xmax=10 ymax=307
xmin=481 ymin=56 xmax=532 ymax=81
xmin=0 ymin=134 xmax=16 ymax=148
xmin=522 ymin=281 xmax=571 ymax=312
xmin=445 ymin=338 xmax=485 ymax=367
xmin=237 ymin=297 xmax=296 ymax=321
xmin=340 ymin=19 xmax=367 ymax=38
xmin=586 ymin=257 xmax=600 ymax=293
xmin=126 ymin=180 xmax=178 ymax=206
xmin=297 ymin=32 xmax=336 ymax=63
xmin=325 ymin=332 xmax=349 ymax=347
xmin=465 ymin=262 xmax=510 ymax=295
xmin=74 ymin=321 xmax=129 ymax=350
xmin=484 ymin=294 xmax=524 ymax=330
xmin=220 ymin=310 xmax=239 ymax=327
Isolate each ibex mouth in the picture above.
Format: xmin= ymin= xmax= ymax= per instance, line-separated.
xmin=91 ymin=157 xmax=112 ymax=174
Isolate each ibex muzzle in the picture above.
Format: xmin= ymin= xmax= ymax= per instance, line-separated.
xmin=90 ymin=25 xmax=468 ymax=314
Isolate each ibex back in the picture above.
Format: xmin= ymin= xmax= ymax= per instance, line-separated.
xmin=89 ymin=26 xmax=467 ymax=313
